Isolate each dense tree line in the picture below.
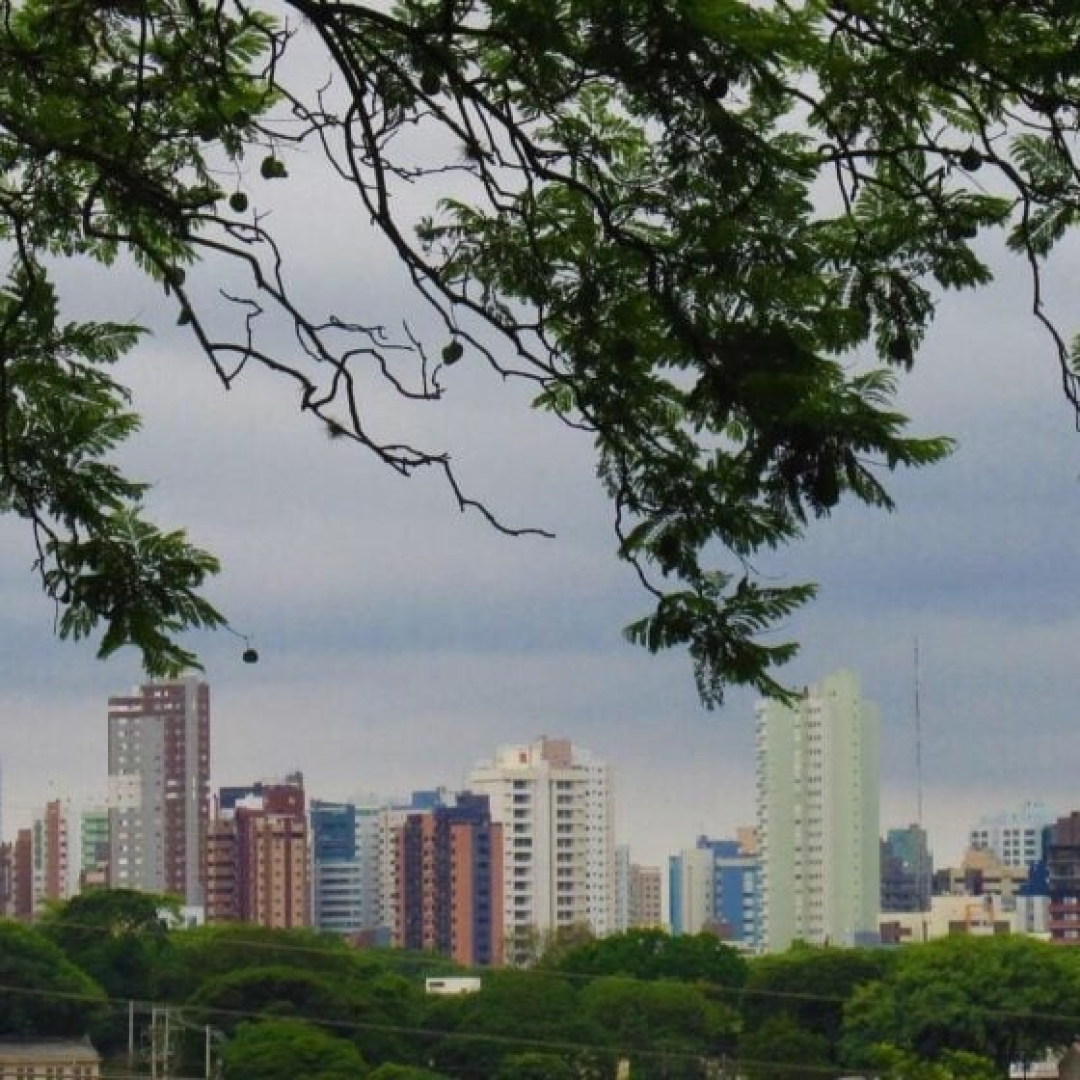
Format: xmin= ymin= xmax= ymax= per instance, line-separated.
xmin=6 ymin=892 xmax=1080 ymax=1079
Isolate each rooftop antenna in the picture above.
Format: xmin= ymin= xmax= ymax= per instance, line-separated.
xmin=914 ymin=636 xmax=924 ymax=828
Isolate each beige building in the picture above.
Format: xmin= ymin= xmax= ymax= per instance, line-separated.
xmin=468 ymin=737 xmax=615 ymax=960
xmin=879 ymin=892 xmax=1023 ymax=944
xmin=0 ymin=1040 xmax=100 ymax=1080
xmin=629 ymin=863 xmax=663 ymax=928
xmin=205 ymin=776 xmax=309 ymax=928
xmin=936 ymin=847 xmax=1031 ymax=904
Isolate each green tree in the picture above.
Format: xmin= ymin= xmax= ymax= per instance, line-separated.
xmin=39 ymin=889 xmax=179 ymax=992
xmin=163 ymin=924 xmax=384 ymax=999
xmin=6 ymin=0 xmax=1080 ymax=697
xmin=741 ymin=943 xmax=893 ymax=1054
xmin=186 ymin=964 xmax=425 ymax=1068
xmin=429 ymin=970 xmax=596 ymax=1080
xmin=369 ymin=1066 xmax=453 ymax=1080
xmin=737 ymin=1014 xmax=833 ymax=1080
xmin=186 ymin=966 xmax=367 ymax=1034
xmin=0 ymin=920 xmax=107 ymax=1037
xmin=859 ymin=1045 xmax=999 ymax=1080
xmin=579 ymin=976 xmax=738 ymax=1080
xmin=39 ymin=889 xmax=180 ymax=1051
xmin=840 ymin=935 xmax=1080 ymax=1075
xmin=221 ymin=1018 xmax=368 ymax=1080
xmin=495 ymin=1053 xmax=578 ymax=1080
xmin=557 ymin=929 xmax=747 ymax=991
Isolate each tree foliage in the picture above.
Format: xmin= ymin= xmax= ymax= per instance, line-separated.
xmin=556 ymin=928 xmax=747 ymax=990
xmin=4 ymin=0 xmax=1080 ymax=695
xmin=737 ymin=1014 xmax=833 ymax=1080
xmin=39 ymin=888 xmax=179 ymax=989
xmin=840 ymin=935 xmax=1080 ymax=1074
xmin=578 ymin=975 xmax=738 ymax=1080
xmin=741 ymin=943 xmax=892 ymax=1052
xmin=39 ymin=889 xmax=180 ymax=1050
xmin=0 ymin=920 xmax=107 ymax=1037
xmin=428 ymin=970 xmax=595 ymax=1080
xmin=221 ymin=1018 xmax=368 ymax=1080
xmin=163 ymin=923 xmax=384 ymax=997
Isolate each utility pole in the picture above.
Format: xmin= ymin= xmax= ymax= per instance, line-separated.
xmin=150 ymin=1005 xmax=173 ymax=1080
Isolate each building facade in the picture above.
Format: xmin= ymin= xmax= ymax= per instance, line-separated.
xmin=756 ymin=669 xmax=880 ymax=952
xmin=615 ymin=846 xmax=664 ymax=931
xmin=669 ymin=835 xmax=759 ymax=948
xmin=0 ymin=1039 xmax=101 ymax=1080
xmin=107 ymin=677 xmax=209 ymax=906
xmin=629 ymin=862 xmax=664 ymax=929
xmin=394 ymin=792 xmax=504 ymax=966
xmin=968 ymin=800 xmax=1056 ymax=870
xmin=30 ymin=800 xmax=110 ymax=911
xmin=1047 ymin=811 xmax=1080 ymax=944
xmin=468 ymin=737 xmax=615 ymax=960
xmin=205 ymin=774 xmax=309 ymax=928
xmin=880 ymin=824 xmax=932 ymax=913
xmin=311 ymin=799 xmax=386 ymax=938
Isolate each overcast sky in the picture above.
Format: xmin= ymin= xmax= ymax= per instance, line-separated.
xmin=3 ymin=28 xmax=1080 ymax=874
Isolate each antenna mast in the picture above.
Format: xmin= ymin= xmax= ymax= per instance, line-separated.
xmin=914 ymin=636 xmax=924 ymax=828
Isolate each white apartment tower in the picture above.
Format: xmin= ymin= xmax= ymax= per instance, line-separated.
xmin=968 ymin=800 xmax=1056 ymax=870
xmin=756 ymin=670 xmax=880 ymax=952
xmin=468 ymin=737 xmax=615 ymax=957
xmin=107 ymin=677 xmax=210 ymax=906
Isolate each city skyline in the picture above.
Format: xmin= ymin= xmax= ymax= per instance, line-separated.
xmin=0 ymin=670 xmax=1068 ymax=882
xmin=7 ymin=672 xmax=1078 ymax=956
xmin=4 ymin=9 xmax=1080 ymax=927
xmin=2 ymin=184 xmax=1079 ymax=877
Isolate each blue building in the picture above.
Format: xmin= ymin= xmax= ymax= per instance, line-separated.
xmin=880 ymin=824 xmax=933 ymax=913
xmin=310 ymin=798 xmax=387 ymax=939
xmin=669 ymin=834 xmax=759 ymax=949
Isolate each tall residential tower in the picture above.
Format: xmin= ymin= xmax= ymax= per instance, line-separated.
xmin=756 ymin=670 xmax=880 ymax=952
xmin=107 ymin=677 xmax=210 ymax=906
xmin=468 ymin=737 xmax=614 ymax=962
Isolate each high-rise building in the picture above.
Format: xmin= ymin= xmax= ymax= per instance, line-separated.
xmin=669 ymin=834 xmax=759 ymax=948
xmin=629 ymin=863 xmax=664 ymax=929
xmin=107 ymin=677 xmax=210 ymax=906
xmin=969 ymin=800 xmax=1056 ymax=870
xmin=205 ymin=774 xmax=309 ymax=928
xmin=79 ymin=807 xmax=111 ymax=891
xmin=881 ymin=824 xmax=933 ymax=913
xmin=32 ymin=800 xmax=65 ymax=909
xmin=614 ymin=845 xmax=632 ymax=931
xmin=756 ymin=669 xmax=880 ymax=952
xmin=615 ymin=847 xmax=663 ymax=931
xmin=669 ymin=845 xmax=714 ymax=936
xmin=468 ymin=737 xmax=615 ymax=961
xmin=11 ymin=827 xmax=32 ymax=918
xmin=30 ymin=799 xmax=111 ymax=911
xmin=1046 ymin=811 xmax=1080 ymax=944
xmin=394 ymin=791 xmax=504 ymax=966
xmin=311 ymin=799 xmax=385 ymax=937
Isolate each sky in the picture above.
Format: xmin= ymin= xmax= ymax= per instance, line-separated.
xmin=3 ymin=25 xmax=1080 ymax=874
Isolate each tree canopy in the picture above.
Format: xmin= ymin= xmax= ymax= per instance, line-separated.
xmin=221 ymin=1018 xmax=369 ymax=1080
xmin=555 ymin=928 xmax=747 ymax=989
xmin=4 ymin=0 xmax=1080 ymax=698
xmin=840 ymin=934 xmax=1080 ymax=1074
xmin=0 ymin=919 xmax=108 ymax=1037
